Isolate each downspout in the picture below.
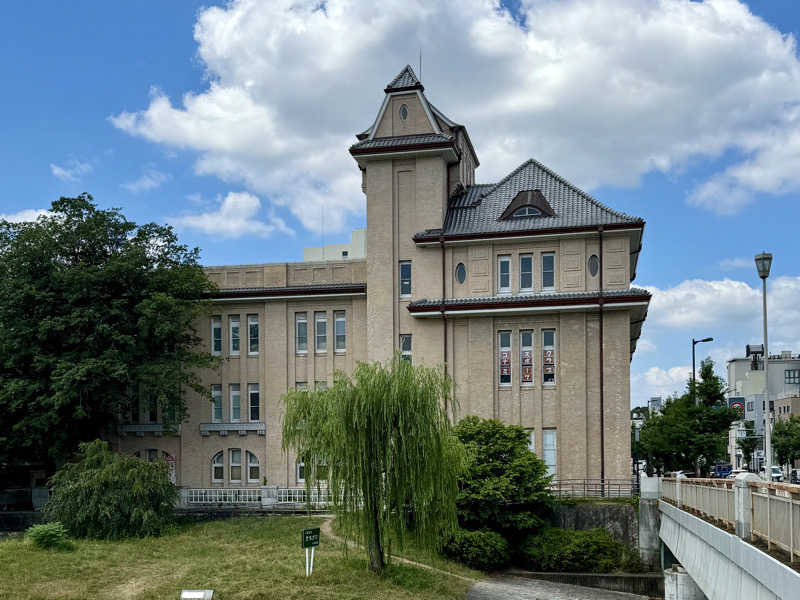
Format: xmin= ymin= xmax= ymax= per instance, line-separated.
xmin=598 ymin=226 xmax=605 ymax=484
xmin=440 ymin=235 xmax=448 ymax=414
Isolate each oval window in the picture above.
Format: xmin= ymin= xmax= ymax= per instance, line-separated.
xmin=455 ymin=263 xmax=467 ymax=284
xmin=588 ymin=254 xmax=600 ymax=277
xmin=399 ymin=104 xmax=408 ymax=120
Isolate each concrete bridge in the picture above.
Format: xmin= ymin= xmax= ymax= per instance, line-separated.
xmin=640 ymin=474 xmax=800 ymax=599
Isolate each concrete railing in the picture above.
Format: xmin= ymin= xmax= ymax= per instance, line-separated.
xmin=662 ymin=474 xmax=800 ymax=561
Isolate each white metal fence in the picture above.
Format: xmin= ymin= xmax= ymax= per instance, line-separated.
xmin=277 ymin=487 xmax=329 ymax=506
xmin=186 ymin=488 xmax=262 ymax=504
xmin=750 ymin=481 xmax=800 ymax=560
xmin=550 ymin=478 xmax=639 ymax=498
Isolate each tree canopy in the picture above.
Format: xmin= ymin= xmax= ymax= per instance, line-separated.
xmin=772 ymin=416 xmax=800 ymax=469
xmin=452 ymin=416 xmax=552 ymax=540
xmin=737 ymin=421 xmax=760 ymax=470
xmin=639 ymin=359 xmax=739 ymax=475
xmin=282 ymin=355 xmax=463 ymax=574
xmin=0 ymin=195 xmax=217 ymax=469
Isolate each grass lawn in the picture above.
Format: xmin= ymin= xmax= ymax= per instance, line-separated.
xmin=0 ymin=517 xmax=477 ymax=600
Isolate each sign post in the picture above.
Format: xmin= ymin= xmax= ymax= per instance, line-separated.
xmin=302 ymin=528 xmax=320 ymax=576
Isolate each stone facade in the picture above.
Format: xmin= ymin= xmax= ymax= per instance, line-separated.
xmin=115 ymin=66 xmax=649 ymax=489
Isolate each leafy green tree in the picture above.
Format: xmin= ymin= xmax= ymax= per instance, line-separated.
xmin=737 ymin=421 xmax=760 ymax=470
xmin=282 ymin=355 xmax=463 ymax=574
xmin=639 ymin=360 xmax=738 ymax=476
xmin=44 ymin=440 xmax=178 ymax=539
xmin=452 ymin=417 xmax=552 ymax=541
xmin=0 ymin=195 xmax=217 ymax=470
xmin=772 ymin=416 xmax=800 ymax=470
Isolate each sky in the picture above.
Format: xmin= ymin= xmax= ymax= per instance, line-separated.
xmin=2 ymin=0 xmax=800 ymax=407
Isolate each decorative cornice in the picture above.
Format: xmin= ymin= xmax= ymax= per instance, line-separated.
xmin=413 ymin=222 xmax=645 ymax=244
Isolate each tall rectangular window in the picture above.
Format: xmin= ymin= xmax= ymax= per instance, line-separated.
xmin=334 ymin=311 xmax=346 ymax=352
xmin=498 ymin=330 xmax=512 ymax=386
xmin=230 ymin=384 xmax=241 ymax=423
xmin=400 ymin=334 xmax=412 ymax=363
xmin=297 ymin=457 xmax=305 ymax=483
xmin=785 ymin=369 xmax=800 ymax=384
xmin=520 ymin=254 xmax=533 ymax=291
xmin=295 ymin=312 xmax=308 ymax=354
xmin=399 ymin=261 xmax=412 ymax=297
xmin=543 ymin=429 xmax=557 ymax=477
xmin=542 ymin=328 xmax=556 ymax=385
xmin=248 ymin=314 xmax=259 ymax=355
xmin=148 ymin=395 xmax=158 ymax=423
xmin=211 ymin=316 xmax=222 ymax=355
xmin=230 ymin=449 xmax=241 ymax=482
xmin=498 ymin=256 xmax=511 ymax=294
xmin=130 ymin=394 xmax=140 ymax=424
xmin=248 ymin=383 xmax=259 ymax=422
xmin=542 ymin=252 xmax=555 ymax=291
xmin=526 ymin=429 xmax=535 ymax=452
xmin=315 ymin=311 xmax=327 ymax=353
xmin=521 ymin=330 xmax=534 ymax=385
xmin=229 ymin=315 xmax=240 ymax=356
xmin=211 ymin=384 xmax=222 ymax=423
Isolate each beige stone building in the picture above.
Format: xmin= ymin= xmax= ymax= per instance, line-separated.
xmin=116 ymin=66 xmax=650 ymax=494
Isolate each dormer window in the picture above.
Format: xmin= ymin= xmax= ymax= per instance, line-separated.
xmin=499 ymin=189 xmax=555 ymax=221
xmin=399 ymin=104 xmax=408 ymax=120
xmin=512 ymin=206 xmax=541 ymax=218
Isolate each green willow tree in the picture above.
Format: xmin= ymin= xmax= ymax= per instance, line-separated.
xmin=282 ymin=356 xmax=463 ymax=574
xmin=0 ymin=195 xmax=217 ymax=470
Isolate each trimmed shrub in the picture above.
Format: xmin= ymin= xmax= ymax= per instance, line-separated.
xmin=520 ymin=527 xmax=624 ymax=573
xmin=442 ymin=529 xmax=511 ymax=571
xmin=44 ymin=439 xmax=178 ymax=539
xmin=26 ymin=522 xmax=73 ymax=550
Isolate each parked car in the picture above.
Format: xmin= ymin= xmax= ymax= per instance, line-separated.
xmin=790 ymin=469 xmax=800 ymax=484
xmin=727 ymin=469 xmax=747 ymax=479
xmin=759 ymin=466 xmax=784 ymax=482
xmin=710 ymin=464 xmax=732 ymax=478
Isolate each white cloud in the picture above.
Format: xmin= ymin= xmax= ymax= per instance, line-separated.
xmin=0 ymin=208 xmax=51 ymax=223
xmin=171 ymin=191 xmax=294 ymax=239
xmin=121 ymin=168 xmax=170 ymax=193
xmin=50 ymin=159 xmax=93 ymax=182
xmin=644 ymin=276 xmax=800 ymax=334
xmin=632 ymin=365 xmax=691 ymax=406
xmin=110 ymin=0 xmax=800 ymax=231
xmin=637 ymin=338 xmax=657 ymax=353
xmin=719 ymin=257 xmax=752 ymax=270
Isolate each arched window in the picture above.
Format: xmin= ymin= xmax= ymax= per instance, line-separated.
xmin=212 ymin=452 xmax=224 ymax=482
xmin=247 ymin=452 xmax=260 ymax=483
xmin=512 ymin=206 xmax=541 ymax=218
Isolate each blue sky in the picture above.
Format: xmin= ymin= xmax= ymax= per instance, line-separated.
xmin=2 ymin=0 xmax=800 ymax=407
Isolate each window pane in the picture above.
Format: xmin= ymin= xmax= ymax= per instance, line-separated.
xmin=543 ymin=429 xmax=557 ymax=476
xmin=499 ymin=330 xmax=511 ymax=385
xmin=248 ymin=315 xmax=259 ymax=354
xmin=230 ymin=316 xmax=240 ymax=354
xmin=521 ymin=330 xmax=533 ymax=384
xmin=230 ymin=449 xmax=241 ymax=481
xmin=543 ymin=328 xmax=556 ymax=384
xmin=400 ymin=334 xmax=412 ymax=363
xmin=212 ymin=317 xmax=222 ymax=354
xmin=212 ymin=385 xmax=222 ymax=422
xmin=297 ymin=458 xmax=305 ymax=482
xmin=249 ymin=383 xmax=259 ymax=421
xmin=520 ymin=255 xmax=533 ymax=290
xmin=230 ymin=384 xmax=241 ymax=421
xmin=542 ymin=253 xmax=555 ymax=289
xmin=315 ymin=312 xmax=327 ymax=352
xmin=334 ymin=311 xmax=346 ymax=351
xmin=399 ymin=261 xmax=412 ymax=296
xmin=296 ymin=313 xmax=308 ymax=352
xmin=499 ymin=257 xmax=510 ymax=291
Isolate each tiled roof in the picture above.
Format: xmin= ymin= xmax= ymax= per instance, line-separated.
xmin=386 ymin=65 xmax=422 ymax=90
xmin=407 ymin=288 xmax=651 ymax=310
xmin=425 ymin=159 xmax=643 ymax=239
xmin=350 ymin=133 xmax=454 ymax=152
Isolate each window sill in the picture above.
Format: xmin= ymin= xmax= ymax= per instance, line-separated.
xmin=248 ymin=352 xmax=259 ymax=357
xmin=296 ymin=352 xmax=308 ymax=356
xmin=315 ymin=351 xmax=327 ymax=355
xmin=200 ymin=422 xmax=266 ymax=436
xmin=334 ymin=350 xmax=346 ymax=355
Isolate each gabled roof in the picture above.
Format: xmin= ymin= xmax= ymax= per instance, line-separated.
xmin=350 ymin=133 xmax=454 ymax=153
xmin=385 ymin=65 xmax=423 ymax=92
xmin=416 ymin=158 xmax=644 ymax=240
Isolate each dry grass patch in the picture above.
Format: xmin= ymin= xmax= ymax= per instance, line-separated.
xmin=0 ymin=517 xmax=475 ymax=600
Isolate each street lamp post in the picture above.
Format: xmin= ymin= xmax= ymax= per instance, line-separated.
xmin=692 ymin=337 xmax=714 ymax=405
xmin=755 ymin=252 xmax=773 ymax=479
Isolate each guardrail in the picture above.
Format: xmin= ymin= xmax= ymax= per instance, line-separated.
xmin=550 ymin=478 xmax=640 ymax=498
xmin=662 ymin=476 xmax=800 ymax=561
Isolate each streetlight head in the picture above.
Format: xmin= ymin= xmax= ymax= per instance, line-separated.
xmin=755 ymin=252 xmax=772 ymax=279
xmin=700 ymin=337 xmax=713 ymax=343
